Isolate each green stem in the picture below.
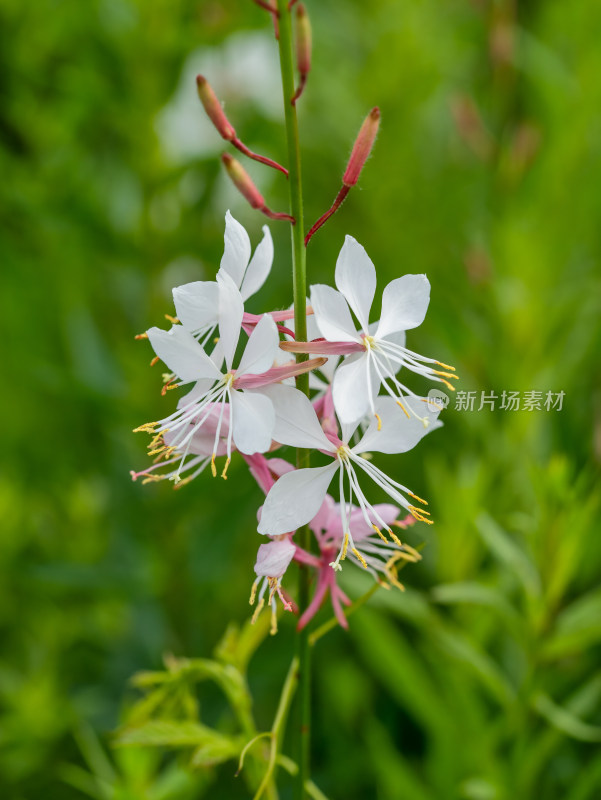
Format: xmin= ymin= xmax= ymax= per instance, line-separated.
xmin=276 ymin=2 xmax=311 ymax=798
xmin=252 ymin=656 xmax=299 ymax=800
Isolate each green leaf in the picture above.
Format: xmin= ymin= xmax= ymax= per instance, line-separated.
xmin=542 ymin=587 xmax=601 ymax=659
xmin=532 ymin=693 xmax=601 ymax=742
xmin=476 ymin=513 xmax=540 ymax=598
xmin=431 ymin=627 xmax=516 ymax=707
xmin=431 ymin=581 xmax=520 ymax=627
xmin=115 ymin=720 xmax=238 ymax=751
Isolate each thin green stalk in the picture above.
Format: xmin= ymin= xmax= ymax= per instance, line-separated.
xmin=276 ymin=2 xmax=311 ymax=798
xmin=252 ymin=656 xmax=299 ymax=800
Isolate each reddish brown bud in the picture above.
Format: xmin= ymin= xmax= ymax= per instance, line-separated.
xmin=296 ymin=4 xmax=311 ymax=77
xmin=222 ymin=154 xmax=295 ymax=222
xmin=342 ymin=107 xmax=380 ymax=187
xmin=196 ymin=75 xmax=236 ymax=141
xmin=222 ymin=153 xmax=264 ymax=209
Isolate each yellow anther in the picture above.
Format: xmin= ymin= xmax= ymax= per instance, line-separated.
xmin=162 ymin=382 xmax=180 ymax=394
xmin=164 ymin=314 xmax=180 ymax=324
xmin=436 ymin=378 xmax=456 ymax=392
xmin=385 ymin=555 xmax=407 ymax=591
xmin=149 ymin=432 xmax=165 ymax=448
xmin=387 ymin=528 xmax=403 ymax=546
xmin=396 ymin=400 xmax=410 ymax=418
xmin=221 ymin=457 xmax=231 ymax=480
xmin=150 ymin=355 xmax=160 ymax=367
xmin=433 ymin=369 xmax=459 ymax=380
xmin=147 ymin=446 xmax=166 ymax=456
xmin=213 ymin=337 xmax=220 ymax=344
xmin=268 ymin=578 xmax=278 ymax=605
xmin=351 ymin=548 xmax=368 ymax=569
xmin=251 ymin=597 xmax=265 ymax=624
xmin=436 ymin=360 xmax=456 ymax=371
xmin=403 ymin=543 xmax=422 ymax=560
xmin=249 ymin=579 xmax=258 ymax=606
xmin=387 ymin=572 xmax=406 ymax=591
xmin=341 ymin=532 xmax=349 ymax=561
xmin=141 ymin=475 xmax=162 ymax=484
xmin=210 ymin=454 xmax=217 ymax=478
xmin=372 ymin=524 xmax=388 ymax=542
xmin=408 ymin=491 xmax=428 ymax=505
xmin=162 ymin=446 xmax=177 ymax=459
xmin=375 ymin=413 xmax=382 ymax=431
xmin=408 ymin=505 xmax=434 ymax=524
xmin=134 ymin=332 xmax=148 ymax=340
xmin=133 ymin=422 xmax=158 ymax=433
xmin=270 ymin=606 xmax=278 ymax=636
xmin=174 ymin=476 xmax=192 ymax=490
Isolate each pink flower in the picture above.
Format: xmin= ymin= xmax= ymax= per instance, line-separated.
xmin=294 ymin=495 xmax=420 ymax=630
xmin=250 ymin=536 xmax=296 ymax=635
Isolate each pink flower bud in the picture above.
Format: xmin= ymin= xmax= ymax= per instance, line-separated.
xmin=196 ymin=75 xmax=236 ymax=142
xmin=342 ymin=107 xmax=380 ymax=187
xmin=295 ymin=4 xmax=311 ymax=78
xmin=222 ymin=154 xmax=295 ymax=222
xmin=222 ymin=153 xmax=264 ymax=209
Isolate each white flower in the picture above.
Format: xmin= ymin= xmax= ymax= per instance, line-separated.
xmin=136 ymin=273 xmax=278 ymax=479
xmin=257 ymin=384 xmax=442 ymax=570
xmin=171 ymin=210 xmax=273 ymax=343
xmin=310 ymin=235 xmax=457 ymax=425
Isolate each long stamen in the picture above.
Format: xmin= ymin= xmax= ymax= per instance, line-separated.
xmin=329 ymin=459 xmax=354 ymax=571
xmin=377 ymin=339 xmax=459 ymax=390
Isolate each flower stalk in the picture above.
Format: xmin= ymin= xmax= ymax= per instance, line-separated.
xmin=276 ymin=0 xmax=311 ymax=796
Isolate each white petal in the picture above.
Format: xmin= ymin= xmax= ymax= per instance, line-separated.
xmin=310 ymin=284 xmax=360 ymax=343
xmin=240 ymin=225 xmax=273 ymax=301
xmin=335 ymin=235 xmax=376 ymax=331
xmin=376 ymin=274 xmax=431 ymax=339
xmin=332 ymin=352 xmax=379 ymax=425
xmin=147 ymin=326 xmax=221 ymax=383
xmin=217 ymin=271 xmax=244 ymax=370
xmin=237 ymin=314 xmax=279 ymax=376
xmin=219 ymin=210 xmax=251 ymax=287
xmin=259 ymin=384 xmax=335 ymax=451
xmin=230 ymin=390 xmax=275 ymax=454
xmin=172 ymin=281 xmax=219 ymax=333
xmin=254 ymin=538 xmax=296 ymax=578
xmin=258 ymin=463 xmax=338 ymax=536
xmin=354 ymin=396 xmax=443 ymax=455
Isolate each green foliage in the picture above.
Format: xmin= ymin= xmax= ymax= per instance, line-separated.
xmin=1 ymin=0 xmax=601 ymax=798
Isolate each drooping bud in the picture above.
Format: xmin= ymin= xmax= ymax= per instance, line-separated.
xmin=196 ymin=75 xmax=236 ymax=141
xmin=198 ymin=74 xmax=288 ymax=177
xmin=342 ymin=107 xmax=380 ymax=187
xmin=291 ymin=3 xmax=311 ymax=104
xmin=222 ymin=153 xmax=264 ymax=209
xmin=222 ymin=154 xmax=295 ymax=223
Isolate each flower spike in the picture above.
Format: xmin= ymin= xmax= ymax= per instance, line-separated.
xmin=196 ymin=75 xmax=288 ymax=177
xmin=222 ymin=154 xmax=295 ymax=223
xmin=305 ymin=108 xmax=380 ymax=246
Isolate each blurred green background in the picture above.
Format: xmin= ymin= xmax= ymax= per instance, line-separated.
xmin=2 ymin=0 xmax=601 ymax=797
